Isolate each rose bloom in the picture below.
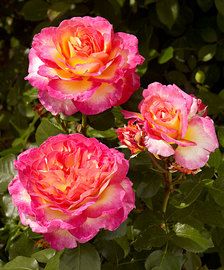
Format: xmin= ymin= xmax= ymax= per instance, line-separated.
xmin=117 ymin=119 xmax=145 ymax=154
xmin=25 ymin=16 xmax=144 ymax=115
xmin=120 ymin=82 xmax=218 ymax=170
xmin=8 ymin=134 xmax=135 ymax=250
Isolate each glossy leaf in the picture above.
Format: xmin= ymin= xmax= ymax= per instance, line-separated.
xmin=145 ymin=250 xmax=184 ymax=270
xmin=35 ymin=118 xmax=63 ymax=145
xmin=173 ymin=223 xmax=214 ymax=252
xmin=198 ymin=45 xmax=216 ymax=62
xmin=170 ymin=178 xmax=204 ymax=209
xmin=3 ymin=256 xmax=39 ymax=270
xmin=156 ymin=0 xmax=179 ymax=29
xmin=158 ymin=47 xmax=174 ymax=64
xmin=59 ymin=244 xmax=101 ymax=270
xmin=208 ymin=178 xmax=224 ymax=207
xmin=0 ymin=154 xmax=16 ymax=193
xmin=45 ymin=251 xmax=62 ymax=270
xmin=32 ymin=249 xmax=56 ymax=264
xmin=21 ymin=0 xmax=49 ymax=21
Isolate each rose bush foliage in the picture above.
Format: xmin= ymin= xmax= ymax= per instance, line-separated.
xmin=0 ymin=0 xmax=224 ymax=270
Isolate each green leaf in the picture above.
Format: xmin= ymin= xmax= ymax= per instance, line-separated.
xmin=134 ymin=226 xmax=168 ymax=251
xmin=194 ymin=201 xmax=224 ymax=227
xmin=145 ymin=250 xmax=184 ymax=270
xmin=23 ymin=88 xmax=38 ymax=101
xmin=195 ymin=70 xmax=205 ymax=84
xmin=218 ymin=161 xmax=224 ymax=178
xmin=207 ymin=178 xmax=224 ymax=207
xmin=47 ymin=2 xmax=70 ymax=21
xmin=173 ymin=223 xmax=214 ymax=252
xmin=45 ymin=251 xmax=62 ymax=270
xmin=198 ymin=44 xmax=216 ymax=62
xmin=197 ymin=0 xmax=213 ymax=12
xmin=217 ymin=14 xmax=224 ymax=32
xmin=156 ymin=0 xmax=179 ymax=29
xmin=170 ymin=178 xmax=204 ymax=209
xmin=59 ymin=244 xmax=101 ymax=270
xmin=9 ymin=233 xmax=35 ymax=260
xmin=86 ymin=127 xmax=117 ymax=140
xmin=183 ymin=252 xmax=202 ymax=270
xmin=148 ymin=49 xmax=159 ymax=61
xmin=96 ymin=240 xmax=124 ymax=263
xmin=32 ymin=249 xmax=56 ymax=263
xmin=158 ymin=47 xmax=174 ymax=64
xmin=115 ymin=236 xmax=130 ymax=257
xmin=129 ymin=151 xmax=153 ymax=171
xmin=88 ymin=110 xmax=115 ymax=131
xmin=21 ymin=0 xmax=49 ymax=21
xmin=218 ymin=126 xmax=224 ymax=147
xmin=208 ymin=149 xmax=222 ymax=169
xmin=3 ymin=256 xmax=39 ymax=270
xmin=200 ymin=27 xmax=217 ymax=43
xmin=136 ymin=172 xmax=162 ymax=199
xmin=187 ymin=55 xmax=197 ymax=70
xmin=165 ymin=70 xmax=187 ymax=86
xmin=112 ymin=106 xmax=125 ymax=127
xmin=198 ymin=89 xmax=224 ymax=115
xmin=116 ymin=0 xmax=125 ymax=6
xmin=0 ymin=194 xmax=18 ymax=218
xmin=35 ymin=118 xmax=63 ymax=145
xmin=215 ymin=0 xmax=224 ymax=15
xmin=0 ymin=154 xmax=16 ymax=193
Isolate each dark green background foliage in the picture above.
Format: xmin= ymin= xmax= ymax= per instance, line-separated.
xmin=0 ymin=0 xmax=224 ymax=269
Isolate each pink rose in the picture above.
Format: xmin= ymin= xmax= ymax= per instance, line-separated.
xmin=25 ymin=16 xmax=144 ymax=115
xmin=120 ymin=82 xmax=218 ymax=170
xmin=8 ymin=134 xmax=135 ymax=250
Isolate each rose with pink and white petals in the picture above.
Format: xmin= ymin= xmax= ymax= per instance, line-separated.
xmin=8 ymin=134 xmax=135 ymax=250
xmin=119 ymin=82 xmax=218 ymax=170
xmin=25 ymin=16 xmax=144 ymax=116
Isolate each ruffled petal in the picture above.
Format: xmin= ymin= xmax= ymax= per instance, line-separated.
xmin=175 ymin=116 xmax=219 ymax=170
xmin=113 ymin=32 xmax=144 ymax=69
xmin=44 ymin=229 xmax=77 ymax=250
xmin=47 ymin=78 xmax=100 ymax=100
xmin=38 ymin=90 xmax=78 ymax=116
xmin=144 ymin=136 xmax=175 ymax=157
xmin=74 ymin=82 xmax=121 ymax=115
xmin=25 ymin=49 xmax=48 ymax=90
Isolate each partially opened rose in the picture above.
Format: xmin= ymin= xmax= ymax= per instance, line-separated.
xmin=25 ymin=16 xmax=144 ymax=115
xmin=8 ymin=134 xmax=135 ymax=250
xmin=119 ymin=82 xmax=218 ymax=170
xmin=117 ymin=119 xmax=145 ymax=154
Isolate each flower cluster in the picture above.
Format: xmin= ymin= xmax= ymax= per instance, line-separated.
xmin=25 ymin=16 xmax=144 ymax=116
xmin=8 ymin=134 xmax=135 ymax=250
xmin=8 ymin=16 xmax=219 ymax=252
xmin=117 ymin=82 xmax=219 ymax=171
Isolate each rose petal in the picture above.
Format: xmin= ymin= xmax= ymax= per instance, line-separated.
xmin=144 ymin=136 xmax=175 ymax=157
xmin=38 ymin=89 xmax=78 ymax=116
xmin=175 ymin=116 xmax=219 ymax=170
xmin=44 ymin=229 xmax=77 ymax=250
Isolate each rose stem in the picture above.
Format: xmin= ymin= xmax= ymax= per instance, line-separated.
xmin=162 ymin=169 xmax=172 ymax=214
xmin=81 ymin=114 xmax=87 ymax=135
xmin=148 ymin=153 xmax=167 ymax=173
xmin=148 ymin=153 xmax=172 ymax=214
